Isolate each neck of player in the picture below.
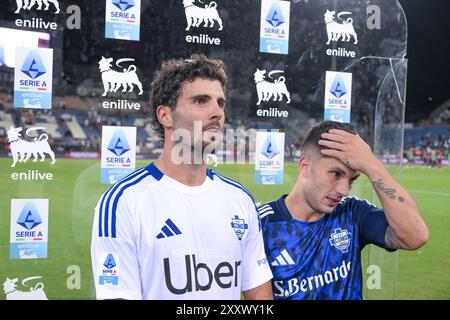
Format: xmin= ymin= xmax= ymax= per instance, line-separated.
xmin=285 ymin=188 xmax=326 ymax=223
xmin=154 ymin=146 xmax=208 ymax=187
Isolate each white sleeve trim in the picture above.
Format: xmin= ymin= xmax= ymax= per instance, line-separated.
xmin=241 ymin=270 xmax=273 ymax=292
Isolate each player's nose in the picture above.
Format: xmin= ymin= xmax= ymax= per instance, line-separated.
xmin=209 ymin=100 xmax=224 ymax=121
xmin=335 ymin=180 xmax=351 ymax=197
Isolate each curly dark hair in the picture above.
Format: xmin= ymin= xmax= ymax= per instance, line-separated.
xmin=149 ymin=54 xmax=228 ymax=140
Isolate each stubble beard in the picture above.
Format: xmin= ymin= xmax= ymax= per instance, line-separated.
xmin=172 ymin=114 xmax=221 ymax=164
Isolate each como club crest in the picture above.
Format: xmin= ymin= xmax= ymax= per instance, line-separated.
xmin=329 ymin=228 xmax=352 ymax=253
xmin=230 ymin=215 xmax=248 ymax=240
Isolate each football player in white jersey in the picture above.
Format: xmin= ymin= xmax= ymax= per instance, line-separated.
xmin=91 ymin=54 xmax=273 ymax=300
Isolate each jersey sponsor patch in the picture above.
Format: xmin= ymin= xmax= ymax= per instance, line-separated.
xmin=164 ymin=254 xmax=242 ymax=295
xmin=99 ymin=252 xmax=119 ymax=285
xmin=274 ymin=260 xmax=352 ymax=298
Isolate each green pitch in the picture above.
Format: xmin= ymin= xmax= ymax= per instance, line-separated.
xmin=0 ymin=158 xmax=449 ymax=299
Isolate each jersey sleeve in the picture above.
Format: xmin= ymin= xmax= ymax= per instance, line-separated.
xmin=354 ymin=199 xmax=395 ymax=251
xmin=241 ymin=199 xmax=273 ymax=292
xmin=91 ymin=191 xmax=142 ymax=300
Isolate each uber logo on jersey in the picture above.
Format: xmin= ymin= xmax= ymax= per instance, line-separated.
xmin=164 ymin=254 xmax=241 ymax=294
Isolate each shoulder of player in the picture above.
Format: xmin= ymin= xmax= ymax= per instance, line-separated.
xmin=99 ymin=167 xmax=159 ymax=206
xmin=95 ymin=167 xmax=160 ymax=239
xmin=258 ymin=201 xmax=275 ymax=216
xmin=338 ymin=196 xmax=377 ymax=209
xmin=208 ymin=170 xmax=256 ymax=203
xmin=257 ymin=202 xmax=275 ymax=219
xmin=335 ymin=196 xmax=379 ymax=221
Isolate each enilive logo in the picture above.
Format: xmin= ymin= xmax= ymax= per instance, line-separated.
xmin=98 ymin=56 xmax=143 ymax=97
xmin=164 ymin=254 xmax=241 ymax=294
xmin=107 ymin=129 xmax=130 ymax=156
xmin=14 ymin=2 xmax=82 ymax=31
xmin=112 ymin=0 xmax=134 ymax=11
xmin=324 ymin=9 xmax=358 ymax=45
xmin=254 ymin=69 xmax=291 ymax=105
xmin=3 ymin=276 xmax=48 ymax=300
xmin=17 ymin=201 xmax=42 ymax=230
xmin=183 ymin=0 xmax=223 ymax=31
xmin=7 ymin=127 xmax=56 ymax=167
xmin=261 ymin=134 xmax=280 ymax=159
xmin=15 ymin=0 xmax=60 ymax=14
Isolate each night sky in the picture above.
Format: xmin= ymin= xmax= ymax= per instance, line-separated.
xmin=398 ymin=0 xmax=450 ymax=122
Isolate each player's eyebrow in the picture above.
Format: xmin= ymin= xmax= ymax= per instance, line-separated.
xmin=330 ymin=167 xmax=346 ymax=175
xmin=190 ymin=94 xmax=226 ymax=106
xmin=189 ymin=94 xmax=211 ymax=100
xmin=330 ymin=167 xmax=360 ymax=181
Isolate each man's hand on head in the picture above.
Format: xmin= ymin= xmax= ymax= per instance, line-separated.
xmin=318 ymin=129 xmax=382 ymax=176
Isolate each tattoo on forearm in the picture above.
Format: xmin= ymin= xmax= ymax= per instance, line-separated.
xmin=385 ymin=226 xmax=404 ymax=249
xmin=372 ymin=178 xmax=405 ymax=202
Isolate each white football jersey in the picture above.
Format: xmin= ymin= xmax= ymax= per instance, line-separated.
xmin=91 ymin=163 xmax=273 ymax=300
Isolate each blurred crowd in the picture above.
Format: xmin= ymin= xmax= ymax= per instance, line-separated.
xmin=404 ymin=132 xmax=450 ymax=166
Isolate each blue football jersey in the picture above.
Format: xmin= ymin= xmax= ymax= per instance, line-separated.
xmin=258 ymin=195 xmax=394 ymax=300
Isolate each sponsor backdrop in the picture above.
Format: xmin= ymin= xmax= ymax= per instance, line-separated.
xmin=0 ymin=0 xmax=407 ymax=299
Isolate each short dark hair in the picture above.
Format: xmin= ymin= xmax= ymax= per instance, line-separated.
xmin=301 ymin=121 xmax=355 ymax=157
xmin=149 ymin=54 xmax=228 ymax=140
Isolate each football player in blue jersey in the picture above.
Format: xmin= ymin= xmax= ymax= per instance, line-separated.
xmin=258 ymin=121 xmax=429 ymax=299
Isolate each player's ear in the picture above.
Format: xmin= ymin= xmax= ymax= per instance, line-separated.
xmin=298 ymin=154 xmax=311 ymax=178
xmin=156 ymin=105 xmax=173 ymax=129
